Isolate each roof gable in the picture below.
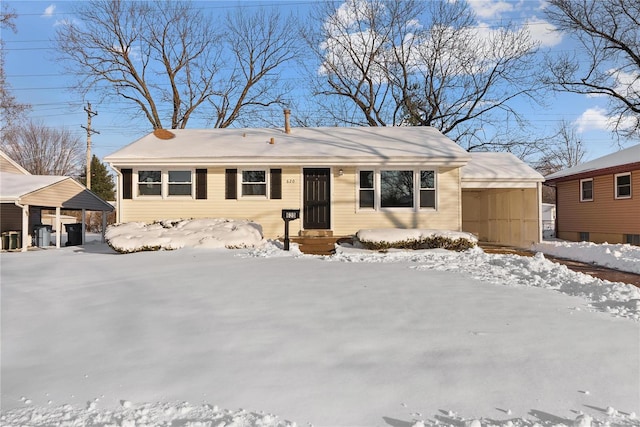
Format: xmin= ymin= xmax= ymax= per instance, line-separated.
xmin=0 ymin=150 xmax=31 ymax=175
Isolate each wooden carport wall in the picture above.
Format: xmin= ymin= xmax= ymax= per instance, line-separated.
xmin=13 ymin=178 xmax=113 ymax=252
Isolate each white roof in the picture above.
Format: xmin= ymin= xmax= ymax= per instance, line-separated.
xmin=0 ymin=172 xmax=67 ymax=201
xmin=105 ymin=127 xmax=471 ymax=167
xmin=545 ymin=144 xmax=640 ymax=180
xmin=461 ymin=152 xmax=544 ymax=188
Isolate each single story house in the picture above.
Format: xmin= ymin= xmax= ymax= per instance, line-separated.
xmin=104 ymin=120 xmax=544 ymax=247
xmin=1 ymin=150 xmax=115 ymax=251
xmin=545 ymin=144 xmax=639 ymax=245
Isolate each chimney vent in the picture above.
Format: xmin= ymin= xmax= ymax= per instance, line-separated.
xmin=270 ymin=137 xmax=275 ymax=144
xmin=284 ymin=109 xmax=291 ymax=134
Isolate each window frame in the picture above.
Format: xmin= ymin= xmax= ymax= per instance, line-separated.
xmin=580 ymin=178 xmax=593 ymax=202
xmin=614 ymin=172 xmax=632 ymax=199
xmin=167 ymin=170 xmax=194 ymax=197
xmin=239 ymin=168 xmax=269 ymax=199
xmin=134 ymin=169 xmax=195 ymax=199
xmin=356 ymin=168 xmax=438 ymax=212
xmin=136 ymin=170 xmax=162 ymax=198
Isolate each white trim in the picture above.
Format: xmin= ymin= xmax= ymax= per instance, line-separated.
xmin=614 ymin=172 xmax=632 ymax=199
xmin=238 ymin=168 xmax=269 ymax=199
xmin=356 ymin=168 xmax=439 ymax=213
xmin=134 ymin=168 xmax=195 ymax=200
xmin=580 ymin=178 xmax=594 ymax=202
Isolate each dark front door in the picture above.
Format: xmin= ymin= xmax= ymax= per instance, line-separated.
xmin=303 ymin=168 xmax=330 ymax=230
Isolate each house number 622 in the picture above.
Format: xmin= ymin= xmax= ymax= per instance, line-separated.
xmin=286 ymin=179 xmax=296 ymax=184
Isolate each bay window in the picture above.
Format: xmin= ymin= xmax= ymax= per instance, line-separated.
xmin=357 ymin=169 xmax=437 ymax=211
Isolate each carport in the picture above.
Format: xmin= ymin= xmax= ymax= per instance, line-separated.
xmin=461 ymin=152 xmax=545 ymax=248
xmin=0 ymin=173 xmax=114 ymax=251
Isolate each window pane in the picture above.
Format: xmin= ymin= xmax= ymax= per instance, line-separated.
xmin=169 ymin=170 xmax=191 ymax=183
xmin=138 ymin=171 xmax=161 ymax=196
xmin=360 ymin=171 xmax=374 ymax=189
xmin=168 ymin=184 xmax=192 ymax=195
xmin=381 ymin=170 xmax=413 ymax=208
xmin=581 ymin=180 xmax=593 ymax=200
xmin=618 ymin=186 xmax=631 ymax=197
xmin=138 ymin=184 xmax=161 ymax=196
xmin=139 ymin=170 xmax=161 ymax=183
xmin=420 ymin=189 xmax=435 ymax=208
xmin=242 ymin=183 xmax=266 ymax=196
xmin=617 ymin=175 xmax=631 ymax=197
xmin=243 ymin=170 xmax=266 ymax=183
xmin=420 ymin=170 xmax=435 ymax=189
xmin=359 ymin=189 xmax=374 ymax=208
xmin=617 ymin=175 xmax=631 ymax=186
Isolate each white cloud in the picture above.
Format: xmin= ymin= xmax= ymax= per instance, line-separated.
xmin=574 ymin=106 xmax=636 ymax=133
xmin=467 ymin=0 xmax=514 ymax=19
xmin=524 ymin=16 xmax=562 ymax=47
xmin=42 ymin=4 xmax=56 ymax=18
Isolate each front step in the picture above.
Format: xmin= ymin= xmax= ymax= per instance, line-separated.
xmin=290 ymin=236 xmax=351 ymax=255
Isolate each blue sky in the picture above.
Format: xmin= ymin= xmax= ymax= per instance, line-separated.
xmin=3 ymin=0 xmax=635 ymax=163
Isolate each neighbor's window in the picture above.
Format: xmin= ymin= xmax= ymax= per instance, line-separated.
xmin=625 ymin=234 xmax=640 ymax=246
xmin=420 ymin=170 xmax=436 ymax=208
xmin=241 ymin=170 xmax=267 ymax=196
xmin=138 ymin=170 xmax=161 ymax=196
xmin=168 ymin=170 xmax=192 ymax=196
xmin=359 ymin=170 xmax=374 ymax=209
xmin=615 ymin=173 xmax=631 ymax=199
xmin=580 ymin=178 xmax=593 ymax=201
xmin=381 ymin=170 xmax=413 ymax=208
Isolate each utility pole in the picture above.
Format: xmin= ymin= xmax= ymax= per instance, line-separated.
xmin=81 ymin=102 xmax=99 ymax=189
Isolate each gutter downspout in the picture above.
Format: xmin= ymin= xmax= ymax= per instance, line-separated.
xmin=109 ymin=163 xmax=123 ymax=224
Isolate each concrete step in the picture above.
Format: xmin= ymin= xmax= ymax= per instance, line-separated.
xmin=290 ymin=236 xmax=351 ymax=255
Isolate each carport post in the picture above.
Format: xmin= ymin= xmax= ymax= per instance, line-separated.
xmin=102 ymin=211 xmax=107 ymax=243
xmin=82 ymin=208 xmax=86 ymax=245
xmin=55 ymin=207 xmax=61 ymax=248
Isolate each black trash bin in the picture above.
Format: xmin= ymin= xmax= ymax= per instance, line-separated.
xmin=65 ymin=223 xmax=83 ymax=246
xmin=33 ymin=224 xmax=52 ymax=247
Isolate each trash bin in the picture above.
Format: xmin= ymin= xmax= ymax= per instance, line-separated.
xmin=8 ymin=231 xmax=21 ymax=250
xmin=65 ymin=223 xmax=83 ymax=246
xmin=33 ymin=224 xmax=53 ymax=247
xmin=1 ymin=232 xmax=9 ymax=250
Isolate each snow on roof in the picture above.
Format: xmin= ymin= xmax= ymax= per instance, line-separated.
xmin=545 ymin=143 xmax=640 ymax=180
xmin=0 ymin=172 xmax=67 ymax=201
xmin=104 ymin=127 xmax=471 ymax=166
xmin=461 ymin=152 xmax=544 ymax=187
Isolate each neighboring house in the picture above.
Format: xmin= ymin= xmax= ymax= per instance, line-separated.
xmin=104 ymin=120 xmax=544 ymax=247
xmin=545 ymin=144 xmax=640 ymax=245
xmin=541 ymin=203 xmax=556 ymax=239
xmin=0 ymin=150 xmax=115 ymax=251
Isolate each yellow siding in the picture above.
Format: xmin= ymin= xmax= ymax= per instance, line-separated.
xmin=331 ymin=166 xmax=461 ymax=235
xmin=0 ymin=156 xmax=27 ymax=174
xmin=120 ymin=166 xmax=464 ymax=238
xmin=462 ymin=187 xmax=540 ymax=247
xmin=556 ymin=170 xmax=640 ymax=240
xmin=121 ymin=167 xmax=303 ymax=238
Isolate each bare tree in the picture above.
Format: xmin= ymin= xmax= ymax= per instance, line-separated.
xmin=210 ymin=9 xmax=301 ymax=128
xmin=545 ymin=0 xmax=640 ymax=137
xmin=2 ymin=121 xmax=84 ymax=176
xmin=1 ymin=6 xmax=31 ymax=132
xmin=56 ymin=0 xmax=296 ymax=130
xmin=304 ymin=0 xmax=544 ymax=150
xmin=535 ymin=120 xmax=587 ymax=175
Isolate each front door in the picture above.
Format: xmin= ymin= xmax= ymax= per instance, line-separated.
xmin=303 ymin=168 xmax=330 ymax=230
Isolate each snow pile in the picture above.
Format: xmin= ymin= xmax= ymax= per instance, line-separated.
xmin=532 ymin=240 xmax=640 ymax=274
xmin=1 ymin=401 xmax=295 ymax=427
xmin=105 ymin=219 xmax=264 ymax=253
xmin=331 ymin=246 xmax=640 ymax=320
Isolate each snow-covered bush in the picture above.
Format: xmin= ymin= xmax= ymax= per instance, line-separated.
xmin=355 ymin=228 xmax=477 ymax=251
xmin=105 ymin=218 xmax=264 ymax=254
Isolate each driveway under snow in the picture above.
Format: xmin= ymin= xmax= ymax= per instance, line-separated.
xmin=1 ymin=241 xmax=638 ymax=426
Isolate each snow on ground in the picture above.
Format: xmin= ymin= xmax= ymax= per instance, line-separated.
xmin=2 ymin=221 xmax=639 ymax=427
xmin=532 ymin=240 xmax=640 ymax=275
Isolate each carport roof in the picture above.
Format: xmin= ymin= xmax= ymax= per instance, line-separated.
xmin=0 ymin=172 xmax=114 ymax=211
xmin=461 ymin=152 xmax=544 ymax=188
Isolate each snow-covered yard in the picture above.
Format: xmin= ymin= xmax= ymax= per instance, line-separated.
xmin=1 ymin=221 xmax=639 ymax=427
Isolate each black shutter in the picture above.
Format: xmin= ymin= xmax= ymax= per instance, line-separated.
xmin=270 ymin=168 xmax=282 ymax=199
xmin=122 ymin=168 xmax=133 ymax=199
xmin=196 ymin=169 xmax=207 ymax=199
xmin=225 ymin=169 xmax=237 ymax=199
